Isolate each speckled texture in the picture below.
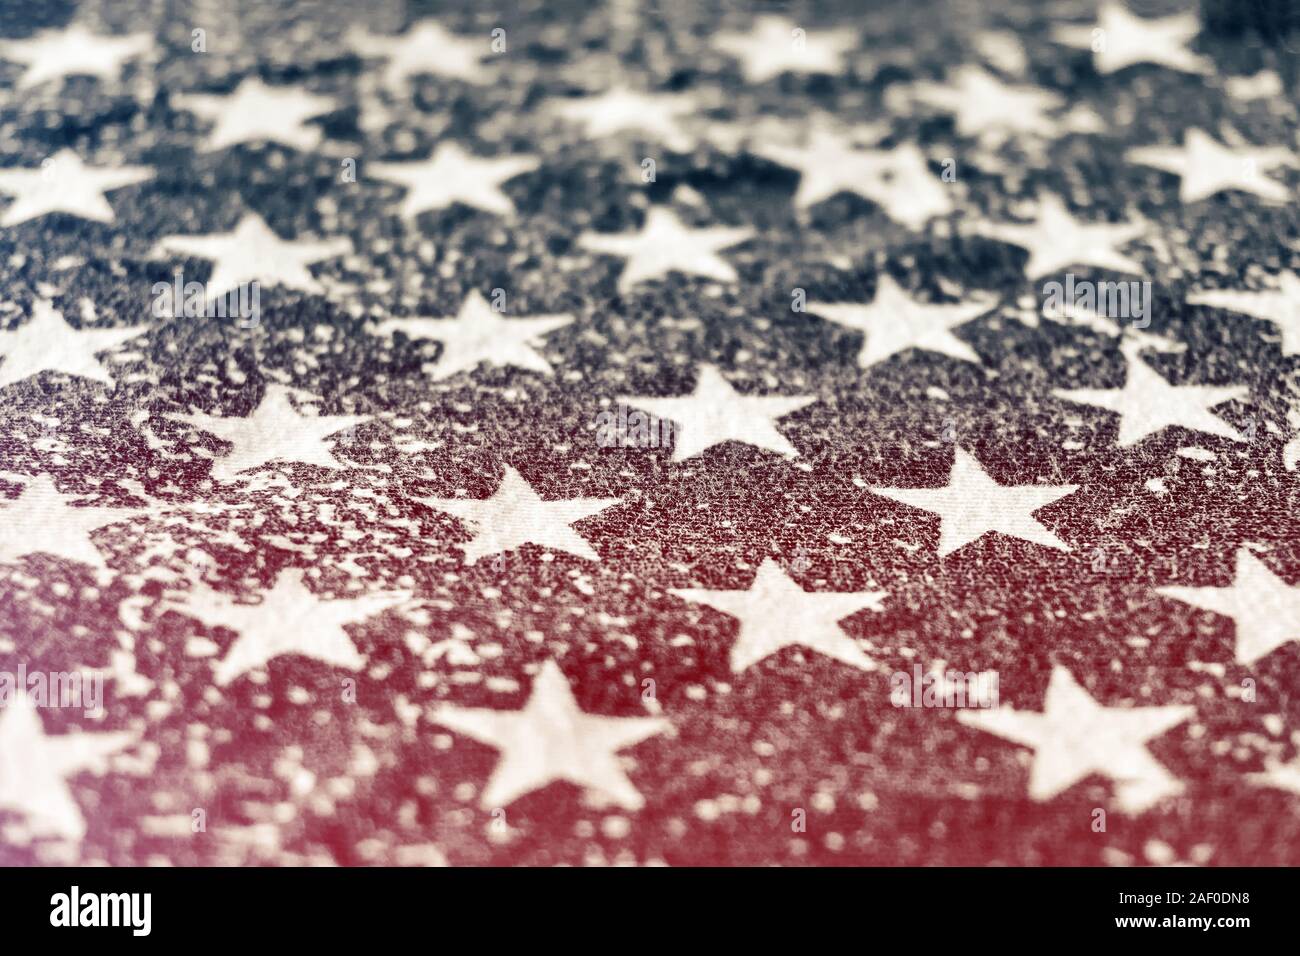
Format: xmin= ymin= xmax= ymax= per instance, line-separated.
xmin=0 ymin=0 xmax=1298 ymax=867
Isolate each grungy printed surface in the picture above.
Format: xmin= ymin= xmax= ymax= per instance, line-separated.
xmin=0 ymin=0 xmax=1299 ymax=867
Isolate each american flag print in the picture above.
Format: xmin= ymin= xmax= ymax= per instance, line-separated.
xmin=0 ymin=0 xmax=1299 ymax=869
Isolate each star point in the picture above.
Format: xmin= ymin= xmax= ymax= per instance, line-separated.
xmin=176 ymin=78 xmax=338 ymax=152
xmin=432 ymin=660 xmax=668 ymax=810
xmin=713 ymin=15 xmax=856 ymax=83
xmin=171 ymin=569 xmax=409 ymax=686
xmin=958 ymin=666 xmax=1193 ymax=812
xmin=671 ymin=558 xmax=885 ymax=673
xmin=349 ymin=20 xmax=491 ymax=88
xmin=0 ymin=694 xmax=134 ymax=841
xmin=869 ymin=447 xmax=1078 ymax=556
xmin=0 ymin=474 xmax=144 ymax=568
xmin=0 ymin=149 xmax=153 ymax=227
xmin=0 ymin=24 xmax=151 ymax=89
xmin=1126 ymin=128 xmax=1294 ymax=205
xmin=1053 ymin=2 xmax=1212 ymax=76
xmin=1158 ymin=549 xmax=1300 ymax=666
xmin=369 ymin=291 xmax=572 ymax=380
xmin=754 ymin=127 xmax=952 ymax=227
xmin=174 ymin=384 xmax=369 ymax=481
xmin=578 ymin=207 xmax=753 ymax=292
xmin=0 ymin=298 xmax=146 ymax=389
xmin=422 ymin=466 xmax=619 ymax=565
xmin=1053 ymin=349 xmax=1246 ymax=447
xmin=1187 ymin=272 xmax=1300 ymax=356
xmin=371 ymin=142 xmax=540 ymax=219
xmin=975 ymin=193 xmax=1146 ymax=279
xmin=911 ymin=65 xmax=1066 ymax=139
xmin=154 ymin=212 xmax=351 ymax=300
xmin=620 ymin=364 xmax=814 ymax=462
xmin=810 ymin=275 xmax=992 ymax=368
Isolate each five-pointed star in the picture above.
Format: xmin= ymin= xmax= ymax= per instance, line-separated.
xmin=1053 ymin=2 xmax=1212 ymax=75
xmin=753 ymin=129 xmax=952 ymax=227
xmin=1053 ymin=347 xmax=1247 ymax=447
xmin=175 ymin=78 xmax=338 ymax=152
xmin=670 ymin=559 xmax=885 ymax=673
xmin=1158 ymin=549 xmax=1300 ymax=666
xmin=173 ymin=569 xmax=410 ymax=685
xmin=174 ymin=384 xmax=369 ymax=481
xmin=368 ymin=290 xmax=572 ymax=380
xmin=349 ymin=19 xmax=490 ymax=88
xmin=958 ymin=666 xmax=1194 ymax=812
xmin=620 ymin=364 xmax=814 ymax=462
xmin=810 ymin=275 xmax=992 ymax=368
xmin=422 ymin=466 xmax=619 ymax=565
xmin=1188 ymin=272 xmax=1300 ymax=356
xmin=0 ymin=299 xmax=146 ymax=389
xmin=154 ymin=212 xmax=351 ymax=300
xmin=869 ymin=447 xmax=1078 ymax=556
xmin=552 ymin=87 xmax=697 ymax=149
xmin=911 ymin=65 xmax=1065 ymax=138
xmin=0 ymin=694 xmax=133 ymax=841
xmin=0 ymin=24 xmax=152 ymax=90
xmin=713 ymin=15 xmax=856 ymax=83
xmin=974 ymin=193 xmax=1146 ymax=278
xmin=0 ymin=149 xmax=153 ymax=227
xmin=0 ymin=475 xmax=143 ymax=567
xmin=1126 ymin=128 xmax=1294 ymax=204
xmin=578 ymin=207 xmax=753 ymax=292
xmin=371 ymin=143 xmax=540 ymax=219
xmin=432 ymin=660 xmax=668 ymax=810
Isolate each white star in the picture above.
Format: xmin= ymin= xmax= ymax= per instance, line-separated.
xmin=620 ymin=364 xmax=814 ymax=462
xmin=431 ymin=660 xmax=668 ymax=810
xmin=175 ymin=78 xmax=338 ymax=152
xmin=1053 ymin=2 xmax=1212 ymax=75
xmin=154 ymin=212 xmax=351 ymax=300
xmin=0 ymin=475 xmax=143 ymax=568
xmin=0 ymin=298 xmax=145 ymax=389
xmin=0 ymin=694 xmax=133 ymax=841
xmin=348 ymin=19 xmax=490 ymax=88
xmin=810 ymin=275 xmax=992 ymax=368
xmin=670 ymin=559 xmax=885 ymax=673
xmin=422 ymin=466 xmax=619 ymax=566
xmin=1188 ymin=272 xmax=1300 ymax=356
xmin=1248 ymin=758 xmax=1300 ymax=796
xmin=578 ymin=207 xmax=752 ymax=292
xmin=869 ymin=447 xmax=1078 ymax=557
xmin=171 ymin=569 xmax=409 ymax=686
xmin=713 ymin=15 xmax=856 ymax=83
xmin=368 ymin=290 xmax=572 ymax=380
xmin=958 ymin=666 xmax=1194 ymax=812
xmin=911 ymin=66 xmax=1065 ymax=138
xmin=1126 ymin=128 xmax=1295 ymax=204
xmin=0 ymin=149 xmax=153 ymax=227
xmin=371 ymin=142 xmax=540 ymax=219
xmin=551 ymin=87 xmax=698 ymax=149
xmin=974 ymin=193 xmax=1146 ymax=278
xmin=753 ymin=128 xmax=952 ymax=227
xmin=1158 ymin=549 xmax=1300 ymax=666
xmin=174 ymin=384 xmax=369 ymax=481
xmin=1053 ymin=346 xmax=1246 ymax=447
xmin=0 ymin=24 xmax=152 ymax=90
